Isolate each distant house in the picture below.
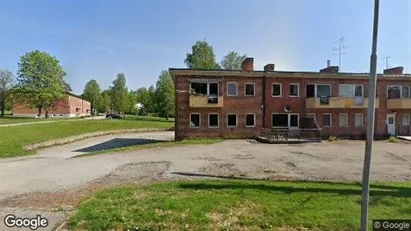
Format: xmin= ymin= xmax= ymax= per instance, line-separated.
xmin=12 ymin=92 xmax=91 ymax=118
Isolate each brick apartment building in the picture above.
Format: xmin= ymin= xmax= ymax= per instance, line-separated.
xmin=170 ymin=58 xmax=411 ymax=140
xmin=13 ymin=92 xmax=91 ymax=118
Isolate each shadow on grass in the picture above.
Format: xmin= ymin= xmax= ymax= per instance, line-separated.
xmin=172 ymin=172 xmax=411 ymax=198
xmin=74 ymin=138 xmax=170 ymax=152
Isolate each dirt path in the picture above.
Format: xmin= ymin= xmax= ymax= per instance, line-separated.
xmin=1 ymin=137 xmax=410 ymax=230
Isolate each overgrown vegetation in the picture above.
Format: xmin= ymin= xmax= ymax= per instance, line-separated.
xmin=388 ymin=136 xmax=399 ymax=143
xmin=0 ymin=117 xmax=173 ymax=158
xmin=67 ymin=179 xmax=411 ymax=231
xmin=328 ymin=136 xmax=337 ymax=142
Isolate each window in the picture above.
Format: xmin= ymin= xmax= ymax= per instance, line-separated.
xmin=272 ymin=83 xmax=282 ymax=97
xmin=190 ymin=82 xmax=219 ymax=95
xmin=323 ymin=114 xmax=331 ymax=127
xmin=209 ymin=114 xmax=219 ymax=128
xmin=227 ymin=114 xmax=237 ymax=127
xmin=272 ymin=113 xmax=299 ymax=127
xmin=339 ymin=84 xmax=363 ymax=98
xmin=306 ymin=113 xmax=316 ymax=120
xmin=190 ymin=113 xmax=200 ymax=128
xmin=227 ymin=82 xmax=237 ymax=96
xmin=387 ymin=85 xmax=411 ymax=99
xmin=245 ymin=83 xmax=255 ymax=96
xmin=290 ymin=83 xmax=299 ymax=97
xmin=355 ymin=113 xmax=363 ymax=127
xmin=306 ymin=84 xmax=332 ymax=98
xmin=339 ymin=113 xmax=349 ymax=127
xmin=402 ymin=114 xmax=410 ymax=126
xmin=245 ymin=114 xmax=255 ymax=127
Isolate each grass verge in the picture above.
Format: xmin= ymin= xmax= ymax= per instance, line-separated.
xmin=67 ymin=179 xmax=411 ymax=231
xmin=72 ymin=138 xmax=223 ymax=158
xmin=0 ymin=117 xmax=173 ymax=158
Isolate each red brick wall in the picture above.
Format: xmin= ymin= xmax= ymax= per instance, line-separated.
xmin=13 ymin=94 xmax=91 ymax=117
xmin=175 ymin=73 xmax=411 ymax=140
xmin=174 ymin=75 xmax=263 ymax=140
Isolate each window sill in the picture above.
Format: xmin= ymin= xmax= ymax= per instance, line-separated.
xmin=208 ymin=126 xmax=220 ymax=128
xmin=189 ymin=126 xmax=201 ymax=128
xmin=289 ymin=95 xmax=300 ymax=97
xmin=245 ymin=95 xmax=255 ymax=97
xmin=226 ymin=95 xmax=238 ymax=97
xmin=272 ymin=95 xmax=282 ymax=97
xmin=323 ymin=126 xmax=332 ymax=128
xmin=246 ymin=125 xmax=256 ymax=128
xmin=339 ymin=126 xmax=349 ymax=128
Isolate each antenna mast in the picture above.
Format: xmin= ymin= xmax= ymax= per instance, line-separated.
xmin=381 ymin=56 xmax=392 ymax=69
xmin=333 ymin=36 xmax=351 ymax=70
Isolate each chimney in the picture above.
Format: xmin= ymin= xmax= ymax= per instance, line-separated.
xmin=241 ymin=57 xmax=254 ymax=71
xmin=264 ymin=64 xmax=275 ymax=72
xmin=320 ymin=60 xmax=339 ymax=73
xmin=383 ymin=66 xmax=403 ymax=75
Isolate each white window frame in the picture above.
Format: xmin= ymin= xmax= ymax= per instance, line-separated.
xmin=289 ymin=83 xmax=300 ymax=97
xmin=272 ymin=83 xmax=282 ymax=97
xmin=338 ymin=84 xmax=364 ymax=98
xmin=354 ymin=113 xmax=363 ymax=127
xmin=245 ymin=113 xmax=256 ymax=128
xmin=311 ymin=84 xmax=332 ymax=97
xmin=339 ymin=113 xmax=349 ymax=127
xmin=387 ymin=85 xmax=411 ymax=99
xmin=226 ymin=113 xmax=238 ymax=128
xmin=322 ymin=113 xmax=332 ymax=127
xmin=402 ymin=114 xmax=410 ymax=126
xmin=208 ymin=113 xmax=219 ymax=128
xmin=189 ymin=82 xmax=219 ymax=96
xmin=244 ymin=82 xmax=256 ymax=96
xmin=189 ymin=113 xmax=201 ymax=128
xmin=226 ymin=82 xmax=238 ymax=96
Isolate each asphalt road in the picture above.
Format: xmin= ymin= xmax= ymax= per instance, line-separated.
xmin=1 ymin=133 xmax=410 ymax=230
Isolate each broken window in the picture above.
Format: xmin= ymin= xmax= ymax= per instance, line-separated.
xmin=190 ymin=82 xmax=208 ymax=95
xmin=190 ymin=113 xmax=200 ymax=127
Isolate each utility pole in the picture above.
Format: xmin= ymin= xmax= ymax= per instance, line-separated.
xmin=333 ymin=36 xmax=351 ymax=69
xmin=361 ymin=0 xmax=380 ymax=231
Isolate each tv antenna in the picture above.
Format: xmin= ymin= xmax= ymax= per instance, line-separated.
xmin=381 ymin=56 xmax=393 ymax=69
xmin=333 ymin=36 xmax=351 ymax=70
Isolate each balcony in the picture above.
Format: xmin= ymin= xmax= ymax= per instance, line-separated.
xmin=306 ymin=97 xmax=379 ymax=109
xmin=189 ymin=95 xmax=224 ymax=108
xmin=387 ymin=98 xmax=411 ymax=109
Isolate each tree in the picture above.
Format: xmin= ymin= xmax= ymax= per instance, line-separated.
xmin=147 ymin=85 xmax=157 ymax=114
xmin=155 ymin=70 xmax=175 ymax=120
xmin=0 ymin=69 xmax=14 ymax=117
xmin=125 ymin=90 xmax=138 ymax=114
xmin=184 ymin=40 xmax=220 ymax=69
xmin=99 ymin=90 xmax=111 ymax=113
xmin=82 ymin=79 xmax=101 ymax=115
xmin=13 ymin=50 xmax=66 ymax=118
xmin=110 ymin=73 xmax=128 ymax=113
xmin=220 ymin=51 xmax=247 ymax=70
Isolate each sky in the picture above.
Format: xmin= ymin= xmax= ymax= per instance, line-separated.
xmin=0 ymin=0 xmax=410 ymax=95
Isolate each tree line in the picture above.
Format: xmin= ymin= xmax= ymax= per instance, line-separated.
xmin=0 ymin=40 xmax=246 ymax=118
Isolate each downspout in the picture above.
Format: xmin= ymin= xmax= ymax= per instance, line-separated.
xmin=262 ymin=74 xmax=266 ymax=128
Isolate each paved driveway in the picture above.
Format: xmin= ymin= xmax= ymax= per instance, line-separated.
xmin=0 ymin=133 xmax=410 ymax=230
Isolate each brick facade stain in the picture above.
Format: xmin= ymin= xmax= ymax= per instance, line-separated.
xmin=13 ymin=93 xmax=91 ymax=118
xmin=170 ymin=58 xmax=411 ymax=141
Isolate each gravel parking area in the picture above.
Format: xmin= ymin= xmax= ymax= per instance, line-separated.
xmin=0 ymin=134 xmax=410 ymax=230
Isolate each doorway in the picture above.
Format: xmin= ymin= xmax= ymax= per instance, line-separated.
xmin=387 ymin=113 xmax=396 ymax=136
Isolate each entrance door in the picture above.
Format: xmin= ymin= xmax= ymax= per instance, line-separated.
xmin=387 ymin=113 xmax=396 ymax=136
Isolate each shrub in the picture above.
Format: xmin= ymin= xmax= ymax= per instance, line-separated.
xmin=328 ymin=136 xmax=337 ymax=142
xmin=388 ymin=136 xmax=398 ymax=143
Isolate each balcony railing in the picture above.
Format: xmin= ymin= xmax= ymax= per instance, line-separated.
xmin=306 ymin=97 xmax=379 ymax=109
xmin=260 ymin=128 xmax=322 ymax=142
xmin=189 ymin=95 xmax=224 ymax=108
xmin=387 ymin=98 xmax=411 ymax=109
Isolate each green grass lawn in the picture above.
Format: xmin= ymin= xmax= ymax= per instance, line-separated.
xmin=0 ymin=117 xmax=173 ymax=158
xmin=67 ymin=179 xmax=411 ymax=231
xmin=73 ymin=138 xmax=222 ymax=158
